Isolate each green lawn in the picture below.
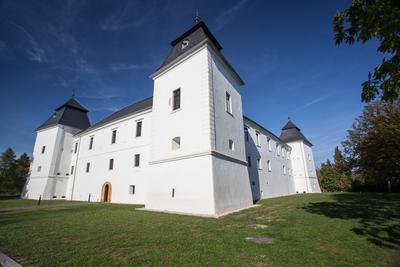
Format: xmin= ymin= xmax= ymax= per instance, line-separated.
xmin=0 ymin=198 xmax=79 ymax=209
xmin=0 ymin=193 xmax=399 ymax=266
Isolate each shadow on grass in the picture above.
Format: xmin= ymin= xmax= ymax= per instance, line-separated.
xmin=303 ymin=193 xmax=400 ymax=249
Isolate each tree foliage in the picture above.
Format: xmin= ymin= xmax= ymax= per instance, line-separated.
xmin=333 ymin=0 xmax=400 ymax=102
xmin=0 ymin=148 xmax=31 ymax=196
xmin=317 ymin=147 xmax=352 ymax=192
xmin=342 ymin=99 xmax=400 ymax=191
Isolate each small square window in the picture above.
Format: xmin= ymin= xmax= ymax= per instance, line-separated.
xmin=37 ymin=166 xmax=42 ymax=172
xmin=136 ymin=121 xmax=142 ymax=137
xmin=134 ymin=154 xmax=140 ymax=167
xmin=41 ymin=146 xmax=46 ymax=154
xmin=256 ymin=132 xmax=261 ymax=146
xmin=172 ymin=137 xmax=181 ymax=150
xmin=267 ymin=160 xmax=272 ymax=172
xmin=173 ymin=89 xmax=181 ymax=110
xmin=267 ymin=138 xmax=272 ymax=151
xmin=129 ymin=185 xmax=135 ymax=195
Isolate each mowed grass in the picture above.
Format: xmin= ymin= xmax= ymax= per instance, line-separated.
xmin=0 ymin=198 xmax=78 ymax=209
xmin=0 ymin=193 xmax=399 ymax=266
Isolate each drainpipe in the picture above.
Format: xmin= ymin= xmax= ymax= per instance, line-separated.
xmin=70 ymin=135 xmax=82 ymax=200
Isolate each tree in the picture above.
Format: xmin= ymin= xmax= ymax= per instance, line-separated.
xmin=333 ymin=0 xmax=400 ymax=102
xmin=317 ymin=147 xmax=352 ymax=192
xmin=15 ymin=153 xmax=31 ymax=194
xmin=342 ymin=99 xmax=400 ymax=191
xmin=0 ymin=148 xmax=17 ymax=195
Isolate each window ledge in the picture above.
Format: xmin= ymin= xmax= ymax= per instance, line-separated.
xmin=170 ymin=108 xmax=182 ymax=114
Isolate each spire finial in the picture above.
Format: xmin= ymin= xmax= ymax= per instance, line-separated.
xmin=288 ymin=115 xmax=291 ymax=121
xmin=71 ymin=88 xmax=75 ymax=99
xmin=194 ymin=9 xmax=200 ymax=24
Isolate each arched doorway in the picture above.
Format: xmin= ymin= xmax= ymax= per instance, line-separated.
xmin=101 ymin=182 xmax=112 ymax=203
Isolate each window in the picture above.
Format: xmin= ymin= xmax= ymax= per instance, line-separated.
xmin=37 ymin=166 xmax=42 ymax=172
xmin=134 ymin=154 xmax=140 ymax=167
xmin=308 ymin=154 xmax=311 ymax=161
xmin=109 ymin=158 xmax=114 ymax=170
xmin=229 ymin=139 xmax=235 ymax=151
xmin=89 ymin=136 xmax=94 ymax=150
xmin=41 ymin=146 xmax=46 ymax=154
xmin=267 ymin=160 xmax=272 ymax=172
xmin=225 ymin=92 xmax=232 ymax=114
xmin=172 ymin=137 xmax=181 ymax=150
xmin=276 ymin=144 xmax=280 ymax=156
xmin=74 ymin=142 xmax=78 ymax=154
xmin=86 ymin=162 xmax=90 ymax=173
xmin=136 ymin=121 xmax=142 ymax=137
xmin=257 ymin=158 xmax=262 ymax=170
xmin=283 ymin=165 xmax=286 ymax=175
xmin=282 ymin=148 xmax=286 ymax=158
xmin=247 ymin=156 xmax=251 ymax=168
xmin=267 ymin=138 xmax=272 ymax=151
xmin=111 ymin=130 xmax=117 ymax=144
xmin=256 ymin=132 xmax=261 ymax=146
xmin=172 ymin=188 xmax=175 ymax=198
xmin=173 ymin=89 xmax=181 ymax=110
xmin=71 ymin=166 xmax=74 ymax=175
xmin=129 ymin=185 xmax=135 ymax=195
xmin=244 ymin=127 xmax=249 ymax=142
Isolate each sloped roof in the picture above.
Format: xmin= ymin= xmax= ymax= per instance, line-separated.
xmin=77 ymin=96 xmax=153 ymax=136
xmin=55 ymin=98 xmax=88 ymax=112
xmin=37 ymin=98 xmax=90 ymax=131
xmin=280 ymin=120 xmax=312 ymax=146
xmin=158 ymin=21 xmax=222 ymax=70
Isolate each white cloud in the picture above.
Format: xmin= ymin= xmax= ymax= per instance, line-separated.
xmin=215 ymin=0 xmax=250 ymax=31
xmin=109 ymin=62 xmax=151 ymax=72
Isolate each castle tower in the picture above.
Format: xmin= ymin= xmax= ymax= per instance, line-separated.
xmin=280 ymin=119 xmax=321 ymax=193
xmin=146 ymin=21 xmax=253 ymax=216
xmin=22 ymin=98 xmax=90 ymax=199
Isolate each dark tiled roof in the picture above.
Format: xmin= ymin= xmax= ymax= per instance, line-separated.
xmin=158 ymin=21 xmax=222 ymax=70
xmin=280 ymin=120 xmax=312 ymax=146
xmin=36 ymin=98 xmax=91 ymax=131
xmin=78 ymin=96 xmax=153 ymax=135
xmin=243 ymin=115 xmax=290 ymax=148
xmin=56 ymin=98 xmax=88 ymax=112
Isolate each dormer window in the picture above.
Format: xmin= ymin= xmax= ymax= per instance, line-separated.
xmin=181 ymin=39 xmax=189 ymax=49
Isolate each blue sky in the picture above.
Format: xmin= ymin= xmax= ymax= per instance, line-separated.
xmin=0 ymin=0 xmax=382 ymax=165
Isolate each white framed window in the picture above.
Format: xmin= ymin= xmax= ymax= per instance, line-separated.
xmin=89 ymin=136 xmax=94 ymax=150
xmin=282 ymin=148 xmax=286 ymax=158
xmin=283 ymin=165 xmax=286 ymax=175
xmin=229 ymin=139 xmax=235 ymax=151
xmin=308 ymin=154 xmax=311 ymax=161
xmin=276 ymin=144 xmax=280 ymax=156
xmin=172 ymin=137 xmax=181 ymax=150
xmin=225 ymin=92 xmax=232 ymax=114
xmin=109 ymin=158 xmax=114 ymax=170
xmin=267 ymin=138 xmax=272 ymax=151
xmin=41 ymin=146 xmax=46 ymax=154
xmin=267 ymin=160 xmax=272 ymax=172
xmin=136 ymin=121 xmax=142 ymax=137
xmin=86 ymin=162 xmax=90 ymax=173
xmin=37 ymin=166 xmax=42 ymax=172
xmin=74 ymin=142 xmax=78 ymax=154
xmin=257 ymin=158 xmax=262 ymax=170
xmin=134 ymin=154 xmax=140 ymax=167
xmin=173 ymin=88 xmax=181 ymax=111
xmin=71 ymin=166 xmax=74 ymax=175
xmin=111 ymin=129 xmax=117 ymax=144
xmin=256 ymin=131 xmax=261 ymax=147
xmin=129 ymin=185 xmax=135 ymax=195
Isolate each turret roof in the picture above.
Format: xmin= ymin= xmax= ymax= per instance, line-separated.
xmin=279 ymin=120 xmax=312 ymax=146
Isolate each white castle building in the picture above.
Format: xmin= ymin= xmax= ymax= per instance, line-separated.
xmin=23 ymin=21 xmax=321 ymax=217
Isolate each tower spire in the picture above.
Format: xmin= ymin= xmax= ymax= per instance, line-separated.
xmin=194 ymin=9 xmax=200 ymax=24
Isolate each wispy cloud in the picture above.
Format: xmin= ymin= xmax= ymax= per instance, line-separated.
xmin=109 ymin=62 xmax=151 ymax=72
xmin=302 ymin=95 xmax=331 ymax=108
xmin=100 ymin=2 xmax=156 ymax=32
xmin=215 ymin=0 xmax=250 ymax=31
